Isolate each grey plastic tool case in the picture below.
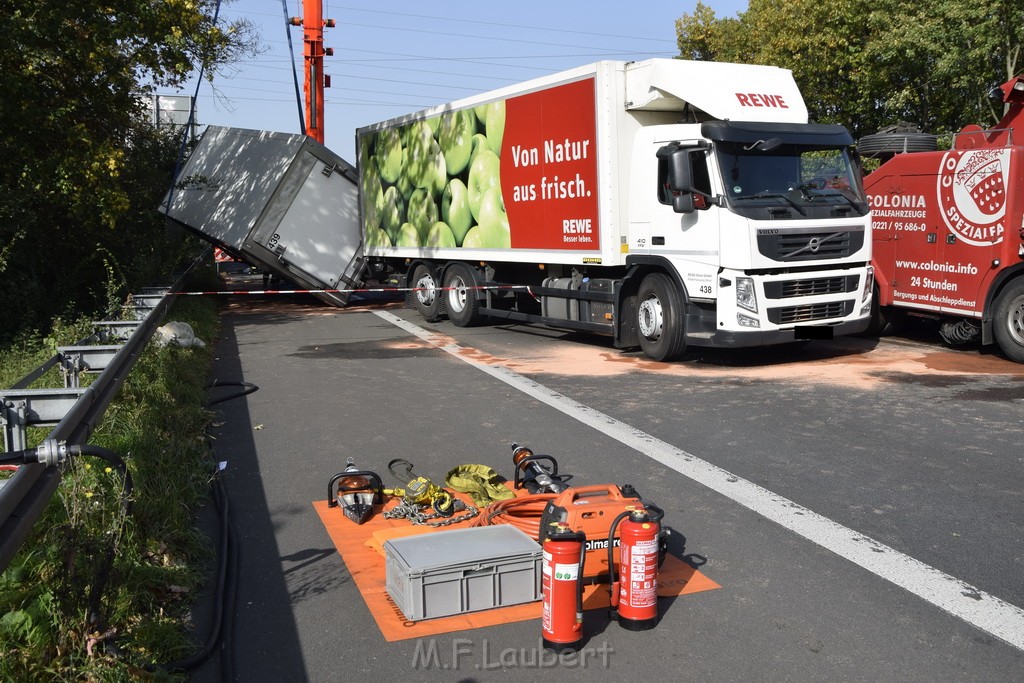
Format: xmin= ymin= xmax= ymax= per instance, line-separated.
xmin=384 ymin=525 xmax=542 ymax=621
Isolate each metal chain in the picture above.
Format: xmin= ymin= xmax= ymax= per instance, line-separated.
xmin=383 ymin=499 xmax=479 ymax=527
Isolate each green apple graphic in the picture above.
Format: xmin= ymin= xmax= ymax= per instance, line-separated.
xmin=396 ymin=155 xmax=415 ymax=200
xmin=395 ymin=222 xmax=421 ymax=247
xmin=477 ymin=185 xmax=506 ymax=232
xmin=483 ymin=102 xmax=506 ymax=155
xmin=405 ymin=121 xmax=434 ymax=187
xmin=407 ymin=188 xmax=439 ymax=243
xmin=424 ymin=146 xmax=447 ymax=199
xmin=469 ymin=133 xmax=489 ymax=163
xmin=405 ymin=122 xmax=447 ymax=199
xmin=359 ymin=134 xmax=375 ymax=169
xmin=473 ymin=104 xmax=490 ymax=129
xmin=425 ymin=115 xmax=441 ymax=136
xmin=437 ymin=110 xmax=475 ymax=176
xmin=467 ymin=149 xmax=501 ymax=222
xmin=380 ymin=185 xmax=405 ymax=242
xmin=461 ymin=220 xmax=511 ymax=249
xmin=360 ymin=160 xmax=384 ymax=231
xmin=441 ymin=178 xmax=473 ymax=246
xmin=425 ymin=221 xmax=457 ymax=248
xmin=375 ymin=127 xmax=404 ymax=185
xmin=364 ymin=226 xmax=391 ymax=248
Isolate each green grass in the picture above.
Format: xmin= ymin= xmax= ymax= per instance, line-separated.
xmin=0 ymin=265 xmax=224 ymax=680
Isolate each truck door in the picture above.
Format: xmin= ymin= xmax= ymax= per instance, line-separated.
xmin=650 ymin=142 xmax=719 ymax=275
xmin=933 ymin=148 xmax=1012 ymax=315
xmin=257 ymin=155 xmax=365 ymax=305
xmin=868 ymin=163 xmax=947 ymax=312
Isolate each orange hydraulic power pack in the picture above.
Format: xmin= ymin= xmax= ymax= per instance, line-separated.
xmin=537 ymin=484 xmax=665 ymax=581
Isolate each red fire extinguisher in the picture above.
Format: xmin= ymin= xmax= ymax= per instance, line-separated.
xmin=609 ymin=507 xmax=661 ymax=630
xmin=542 ymin=523 xmax=586 ymax=652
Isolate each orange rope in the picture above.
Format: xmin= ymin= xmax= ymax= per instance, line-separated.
xmin=471 ymin=493 xmax=557 ymax=540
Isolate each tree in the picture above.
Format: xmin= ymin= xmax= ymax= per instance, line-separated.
xmin=861 ymin=0 xmax=1023 ymax=129
xmin=674 ymin=0 xmax=1024 ymax=137
xmin=0 ymin=0 xmax=258 ymax=339
xmin=675 ymin=1 xmax=739 ymax=62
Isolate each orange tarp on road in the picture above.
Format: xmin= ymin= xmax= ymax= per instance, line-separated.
xmin=313 ymin=498 xmax=720 ymax=642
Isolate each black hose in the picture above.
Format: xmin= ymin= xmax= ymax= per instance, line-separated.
xmin=151 ymin=470 xmax=230 ymax=674
xmin=576 ymin=532 xmax=586 ymax=622
xmin=0 ymin=449 xmax=32 ymax=465
xmin=148 ymin=377 xmax=248 ymax=676
xmin=607 ymin=511 xmax=631 ymax=608
xmin=220 ymin=478 xmax=238 ymax=682
xmin=205 ymin=380 xmax=259 ymax=407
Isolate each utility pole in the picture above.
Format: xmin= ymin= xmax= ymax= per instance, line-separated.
xmin=290 ymin=2 xmax=334 ymax=144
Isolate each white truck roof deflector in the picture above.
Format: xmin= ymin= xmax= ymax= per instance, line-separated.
xmin=625 ymin=59 xmax=809 ymax=124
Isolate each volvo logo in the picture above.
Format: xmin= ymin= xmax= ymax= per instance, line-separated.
xmin=778 ymin=231 xmax=848 ymax=259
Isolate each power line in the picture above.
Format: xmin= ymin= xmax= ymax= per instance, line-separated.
xmin=193 ymin=92 xmax=429 ymax=108
xmin=221 ymin=3 xmax=677 ymax=45
xmin=209 ymin=75 xmax=472 ymax=100
xmin=338 ymin=21 xmax=664 ymax=53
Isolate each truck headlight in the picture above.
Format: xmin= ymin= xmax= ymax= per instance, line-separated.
xmin=736 ymin=277 xmax=758 ymax=313
xmin=861 ymin=266 xmax=874 ymax=303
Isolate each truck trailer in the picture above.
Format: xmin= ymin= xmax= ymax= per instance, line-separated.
xmin=358 ymin=59 xmax=873 ymax=360
xmin=865 ymin=76 xmax=1024 ymax=362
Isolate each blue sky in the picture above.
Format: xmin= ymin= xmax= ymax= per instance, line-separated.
xmin=172 ymin=1 xmax=749 ymax=160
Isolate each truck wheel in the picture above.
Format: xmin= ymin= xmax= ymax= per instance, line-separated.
xmin=444 ymin=262 xmax=483 ymax=327
xmin=410 ymin=264 xmax=442 ymax=322
xmin=993 ymin=279 xmax=1024 ymax=363
xmin=636 ymin=272 xmax=687 ymax=361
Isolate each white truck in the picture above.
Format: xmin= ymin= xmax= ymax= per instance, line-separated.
xmin=358 ymin=59 xmax=873 ymax=360
xmin=163 ymin=59 xmax=873 ymax=361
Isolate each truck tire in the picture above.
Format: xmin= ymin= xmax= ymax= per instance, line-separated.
xmin=410 ymin=263 xmax=442 ymax=322
xmin=636 ymin=272 xmax=687 ymax=361
xmin=992 ymin=279 xmax=1024 ymax=363
xmin=444 ymin=262 xmax=483 ymax=327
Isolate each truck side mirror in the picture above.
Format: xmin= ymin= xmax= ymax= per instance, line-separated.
xmin=657 ymin=145 xmax=697 ymax=214
xmin=672 ymin=193 xmax=695 ymax=213
xmin=665 ymin=148 xmax=693 ymax=193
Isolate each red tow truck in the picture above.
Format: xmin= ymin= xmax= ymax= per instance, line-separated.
xmin=865 ymin=76 xmax=1024 ymax=361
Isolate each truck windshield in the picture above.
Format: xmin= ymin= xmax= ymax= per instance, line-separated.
xmin=716 ymin=142 xmax=867 ymax=217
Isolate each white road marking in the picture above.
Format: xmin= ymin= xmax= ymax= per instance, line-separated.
xmin=375 ymin=309 xmax=1024 ymax=651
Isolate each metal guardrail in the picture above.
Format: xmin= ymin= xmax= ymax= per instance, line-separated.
xmin=0 ymin=257 xmax=204 ymax=571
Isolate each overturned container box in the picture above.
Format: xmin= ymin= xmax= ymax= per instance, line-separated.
xmin=160 ymin=126 xmax=365 ymax=306
xmin=384 ymin=525 xmax=542 ymax=622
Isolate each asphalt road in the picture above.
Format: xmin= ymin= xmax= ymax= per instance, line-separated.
xmin=195 ymin=288 xmax=1024 ymax=682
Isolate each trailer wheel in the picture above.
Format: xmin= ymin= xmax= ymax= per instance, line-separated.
xmin=993 ymin=279 xmax=1024 ymax=363
xmin=410 ymin=264 xmax=442 ymax=322
xmin=444 ymin=262 xmax=483 ymax=327
xmin=636 ymin=272 xmax=687 ymax=361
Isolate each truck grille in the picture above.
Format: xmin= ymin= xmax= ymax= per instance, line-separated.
xmin=763 ymin=275 xmax=859 ymax=300
xmin=757 ymin=230 xmax=864 ymax=262
xmin=767 ymin=300 xmax=853 ymax=324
